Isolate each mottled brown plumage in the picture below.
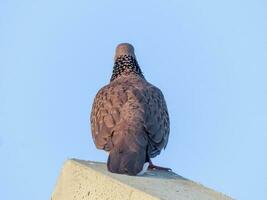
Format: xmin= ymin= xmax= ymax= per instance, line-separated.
xmin=90 ymin=43 xmax=170 ymax=175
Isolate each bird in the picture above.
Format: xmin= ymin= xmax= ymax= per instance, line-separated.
xmin=90 ymin=43 xmax=171 ymax=175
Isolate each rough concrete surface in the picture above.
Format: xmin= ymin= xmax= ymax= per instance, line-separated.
xmin=51 ymin=159 xmax=233 ymax=200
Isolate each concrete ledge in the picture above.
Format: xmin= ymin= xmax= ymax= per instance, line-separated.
xmin=51 ymin=159 xmax=233 ymax=200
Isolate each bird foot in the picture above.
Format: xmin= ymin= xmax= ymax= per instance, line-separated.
xmin=148 ymin=161 xmax=172 ymax=172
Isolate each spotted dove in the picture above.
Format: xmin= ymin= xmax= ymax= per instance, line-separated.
xmin=90 ymin=43 xmax=170 ymax=175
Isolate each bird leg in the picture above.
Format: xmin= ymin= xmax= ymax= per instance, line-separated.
xmin=148 ymin=158 xmax=172 ymax=172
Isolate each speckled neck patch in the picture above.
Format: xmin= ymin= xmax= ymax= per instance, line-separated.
xmin=110 ymin=55 xmax=144 ymax=82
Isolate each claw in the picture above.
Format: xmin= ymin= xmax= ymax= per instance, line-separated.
xmin=148 ymin=159 xmax=172 ymax=172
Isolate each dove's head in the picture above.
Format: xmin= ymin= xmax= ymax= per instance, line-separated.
xmin=114 ymin=43 xmax=136 ymax=60
xmin=111 ymin=43 xmax=144 ymax=82
xmin=107 ymin=135 xmax=147 ymax=175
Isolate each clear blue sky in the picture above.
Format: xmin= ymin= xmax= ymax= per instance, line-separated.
xmin=1 ymin=0 xmax=267 ymax=199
